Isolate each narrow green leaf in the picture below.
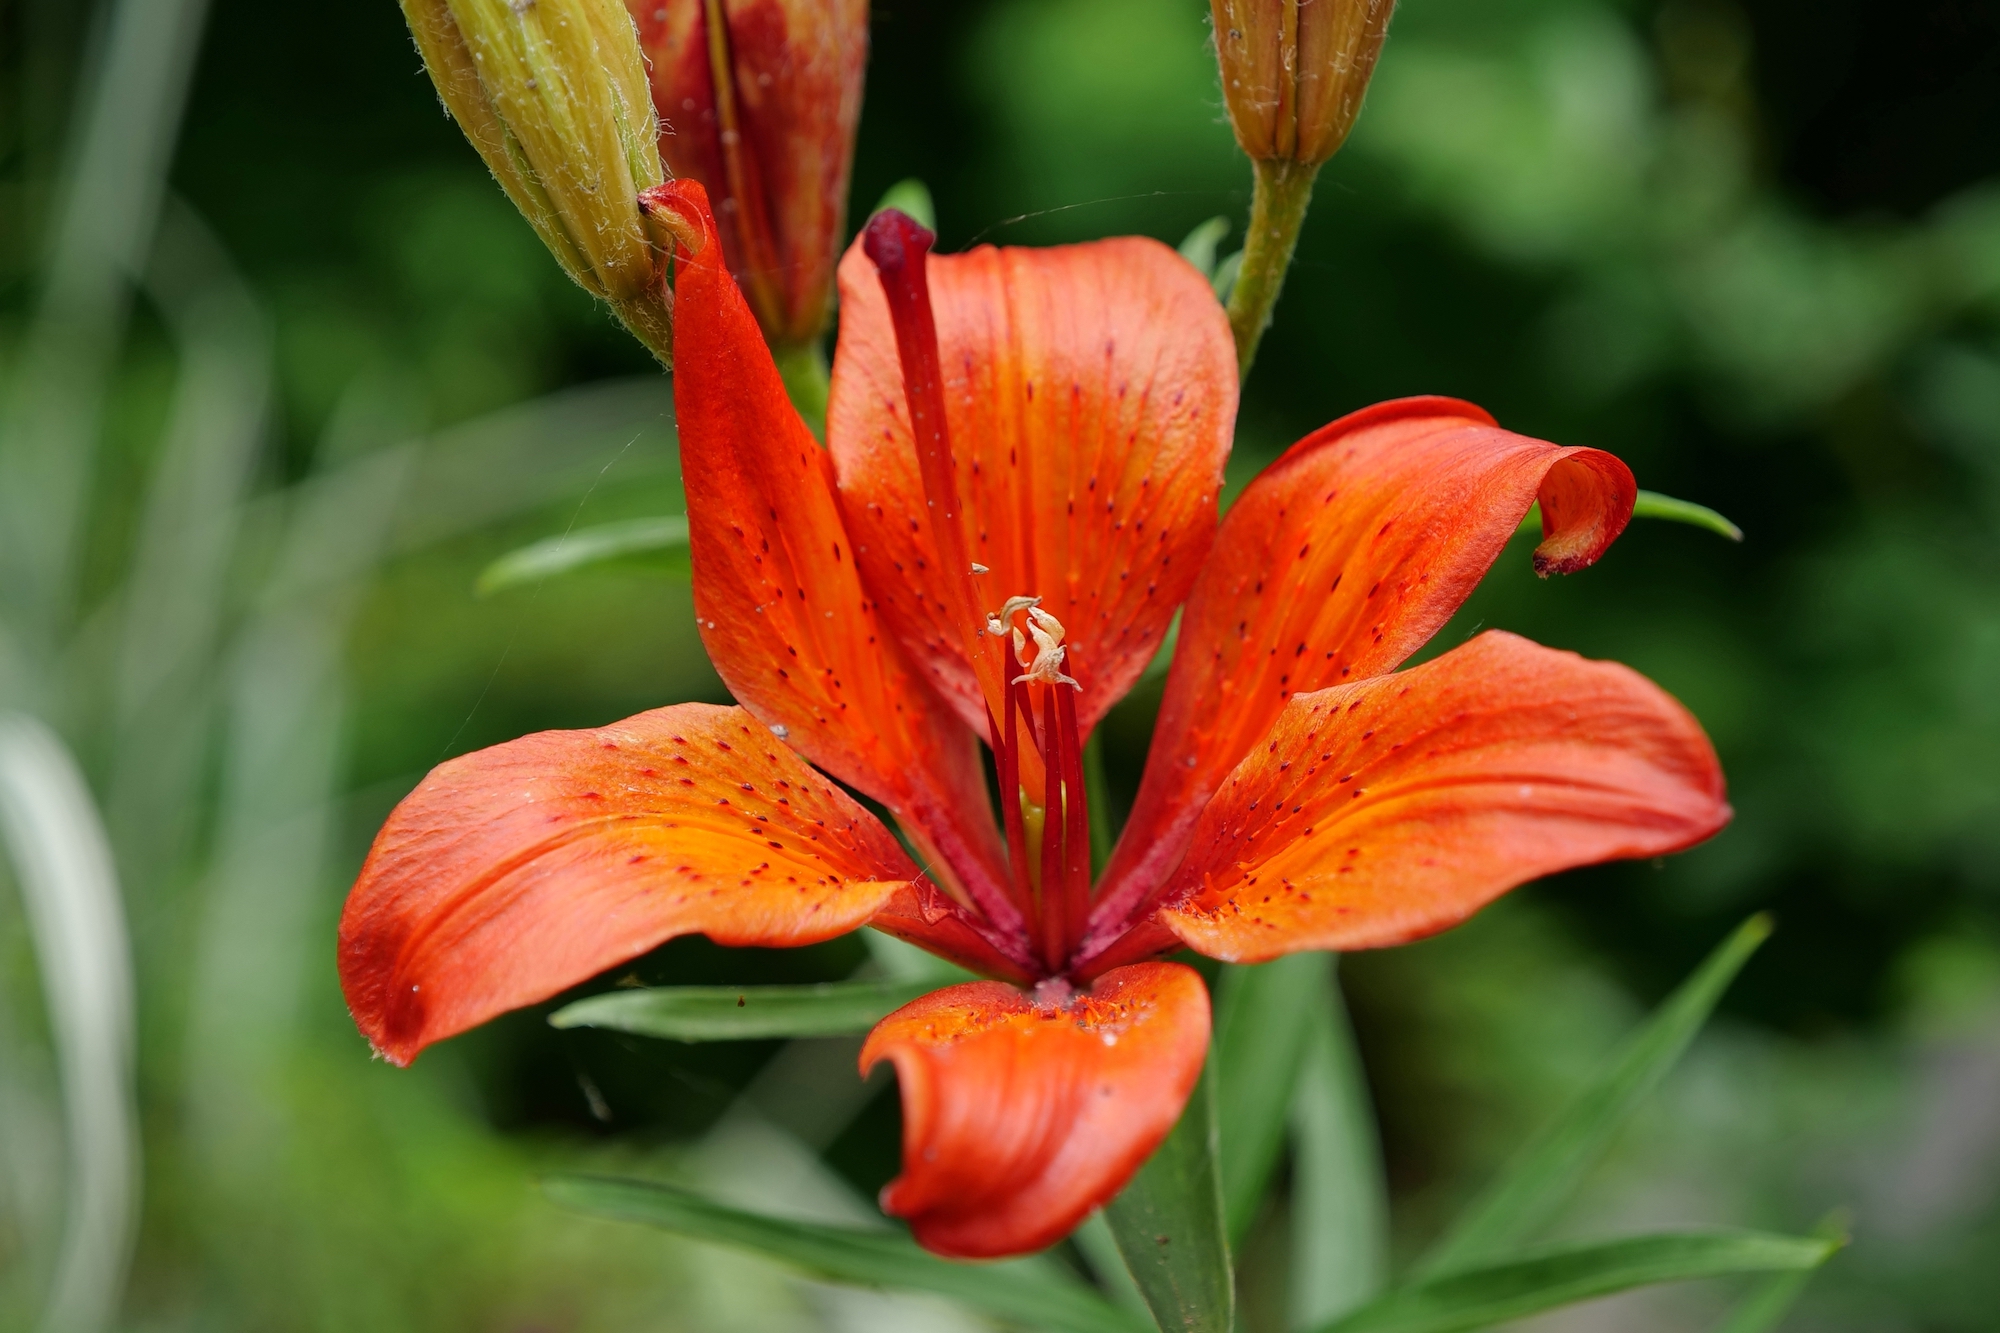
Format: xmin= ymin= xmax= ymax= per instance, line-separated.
xmin=1416 ymin=915 xmax=1772 ymax=1277
xmin=548 ymin=979 xmax=934 ymax=1042
xmin=1104 ymin=1065 xmax=1234 ymax=1333
xmin=1214 ymin=954 xmax=1325 ymax=1243
xmin=475 ymin=515 xmax=689 ymax=596
xmin=871 ymin=178 xmax=937 ymax=232
xmin=1514 ymin=492 xmax=1742 ymax=542
xmin=1714 ymin=1267 xmax=1815 ymax=1333
xmin=1633 ymin=490 xmax=1743 ymax=541
xmin=1072 ymin=1212 xmax=1154 ymax=1319
xmin=1211 ymin=250 xmax=1244 ymax=304
xmin=1289 ymin=960 xmax=1389 ymax=1329
xmin=546 ymin=1175 xmax=1149 ymax=1333
xmin=1713 ymin=1213 xmax=1848 ymax=1333
xmin=1321 ymin=1231 xmax=1835 ymax=1333
xmin=1178 ymin=216 xmax=1232 ymax=279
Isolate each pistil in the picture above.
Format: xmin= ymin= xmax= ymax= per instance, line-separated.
xmin=863 ymin=214 xmax=1096 ymax=975
xmin=862 ymin=211 xmax=1009 ymax=728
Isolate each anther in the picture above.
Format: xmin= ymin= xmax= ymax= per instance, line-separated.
xmin=1015 ymin=607 xmax=1080 ymax=689
xmin=997 ymin=595 xmax=1042 ymax=622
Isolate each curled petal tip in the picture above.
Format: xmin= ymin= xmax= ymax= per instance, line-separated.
xmin=638 ymin=181 xmax=707 ymax=255
xmin=862 ymin=963 xmax=1210 ymax=1258
xmin=1530 ymin=451 xmax=1637 ymax=577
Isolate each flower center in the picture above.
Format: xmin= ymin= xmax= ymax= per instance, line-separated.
xmin=990 ymin=598 xmax=1091 ymax=972
xmin=864 ymin=210 xmax=1093 ymax=975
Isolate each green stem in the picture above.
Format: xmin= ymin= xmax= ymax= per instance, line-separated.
xmin=1224 ymin=158 xmax=1320 ymax=381
xmin=772 ymin=339 xmax=831 ymax=440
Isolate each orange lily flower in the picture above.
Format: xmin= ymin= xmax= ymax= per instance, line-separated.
xmin=337 ymin=180 xmax=1730 ymax=1259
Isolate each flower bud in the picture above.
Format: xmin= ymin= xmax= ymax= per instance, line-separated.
xmin=1210 ymin=0 xmax=1395 ymax=166
xmin=400 ymin=0 xmax=674 ymax=360
xmin=625 ymin=0 xmax=869 ymax=348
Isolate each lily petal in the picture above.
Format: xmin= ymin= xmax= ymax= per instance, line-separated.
xmin=660 ymin=180 xmax=1014 ymax=921
xmin=1097 ymin=397 xmax=1635 ymax=924
xmin=339 ymin=703 xmax=915 ymax=1066
xmin=868 ymin=882 xmax=1038 ymax=987
xmin=829 ymin=234 xmax=1236 ymax=737
xmin=861 ymin=961 xmax=1210 ymax=1258
xmin=1155 ymin=631 xmax=1729 ymax=961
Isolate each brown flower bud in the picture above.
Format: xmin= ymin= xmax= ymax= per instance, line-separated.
xmin=1210 ymin=0 xmax=1395 ymax=166
xmin=400 ymin=0 xmax=674 ymax=361
xmin=626 ymin=0 xmax=868 ymax=348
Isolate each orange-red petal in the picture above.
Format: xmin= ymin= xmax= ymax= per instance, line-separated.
xmin=1156 ymin=632 xmax=1730 ymax=961
xmin=828 ymin=234 xmax=1236 ymax=738
xmin=1097 ymin=398 xmax=1635 ymax=924
xmin=861 ymin=962 xmax=1211 ymax=1258
xmin=867 ymin=882 xmax=1038 ymax=987
xmin=338 ymin=703 xmax=916 ymax=1066
xmin=658 ymin=180 xmax=1014 ymax=923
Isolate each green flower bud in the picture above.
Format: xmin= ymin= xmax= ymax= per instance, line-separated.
xmin=400 ymin=0 xmax=674 ymax=362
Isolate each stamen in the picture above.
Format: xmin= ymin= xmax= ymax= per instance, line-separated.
xmin=986 ymin=595 xmax=1091 ymax=973
xmin=1039 ymin=686 xmax=1065 ymax=968
xmin=996 ymin=595 xmax=1041 ymax=624
xmin=996 ymin=671 xmax=1034 ymax=919
xmin=1014 ymin=607 xmax=1080 ymax=688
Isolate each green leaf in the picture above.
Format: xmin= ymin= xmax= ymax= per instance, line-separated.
xmin=1104 ymin=1064 xmax=1234 ymax=1333
xmin=1178 ymin=216 xmax=1232 ymax=279
xmin=1072 ymin=1212 xmax=1154 ymax=1319
xmin=1514 ymin=491 xmax=1742 ymax=543
xmin=1289 ymin=960 xmax=1390 ymax=1328
xmin=1713 ymin=1213 xmax=1848 ymax=1333
xmin=1214 ymin=954 xmax=1325 ymax=1243
xmin=1416 ymin=915 xmax=1772 ymax=1277
xmin=1714 ymin=1267 xmax=1816 ymax=1333
xmin=475 ymin=515 xmax=688 ymax=596
xmin=548 ymin=979 xmax=935 ymax=1042
xmin=545 ymin=1175 xmax=1149 ymax=1333
xmin=1321 ymin=1231 xmax=1837 ymax=1333
xmin=1633 ymin=489 xmax=1744 ymax=541
xmin=1211 ymin=250 xmax=1244 ymax=304
xmin=871 ymin=178 xmax=937 ymax=232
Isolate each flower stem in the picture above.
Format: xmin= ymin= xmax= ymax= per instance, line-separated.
xmin=772 ymin=338 xmax=830 ymax=440
xmin=1225 ymin=158 xmax=1320 ymax=381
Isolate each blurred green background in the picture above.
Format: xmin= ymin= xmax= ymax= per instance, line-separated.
xmin=4 ymin=0 xmax=2000 ymax=1328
